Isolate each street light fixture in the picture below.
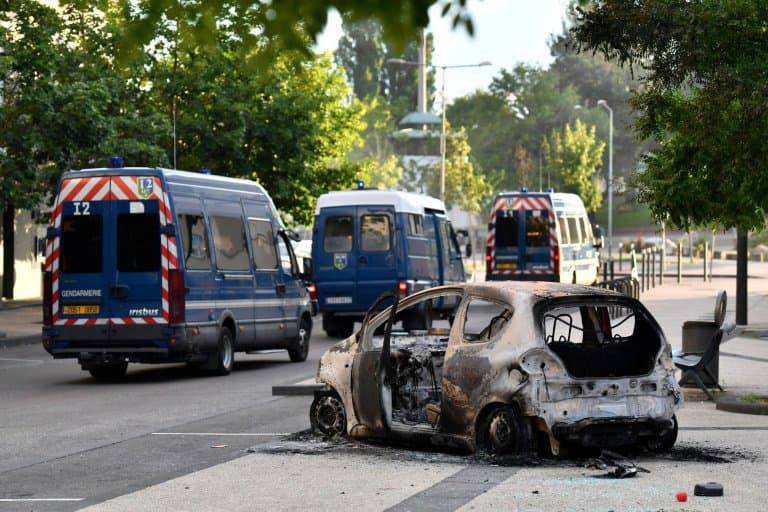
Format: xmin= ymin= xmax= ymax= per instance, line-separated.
xmin=387 ymin=58 xmax=492 ymax=201
xmin=597 ymin=99 xmax=614 ymax=260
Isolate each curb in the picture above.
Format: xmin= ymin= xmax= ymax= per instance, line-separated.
xmin=715 ymin=391 xmax=768 ymax=415
xmin=0 ymin=334 xmax=41 ymax=350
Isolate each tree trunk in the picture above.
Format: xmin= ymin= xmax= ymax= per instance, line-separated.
xmin=2 ymin=207 xmax=14 ymax=299
xmin=736 ymin=230 xmax=748 ymax=325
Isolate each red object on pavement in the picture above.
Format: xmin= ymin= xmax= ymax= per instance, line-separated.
xmin=676 ymin=492 xmax=688 ymax=502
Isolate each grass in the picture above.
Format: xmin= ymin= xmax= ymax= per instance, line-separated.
xmin=739 ymin=394 xmax=768 ymax=405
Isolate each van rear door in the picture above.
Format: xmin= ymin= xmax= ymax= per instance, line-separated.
xmin=54 ymin=175 xmax=168 ymax=330
xmin=356 ymin=206 xmax=397 ymax=308
xmin=314 ymin=207 xmax=358 ymax=309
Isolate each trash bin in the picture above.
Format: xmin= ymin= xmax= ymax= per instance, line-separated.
xmin=681 ymin=320 xmax=720 ymax=387
xmin=680 ymin=290 xmax=726 ymax=387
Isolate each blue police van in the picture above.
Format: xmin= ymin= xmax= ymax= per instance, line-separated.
xmin=311 ymin=189 xmax=465 ymax=338
xmin=42 ymin=166 xmax=313 ymax=379
xmin=485 ymin=190 xmax=601 ymax=284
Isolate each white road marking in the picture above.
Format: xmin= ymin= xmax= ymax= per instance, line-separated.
xmin=151 ymin=432 xmax=290 ymax=437
xmin=0 ymin=358 xmax=44 ymax=363
xmin=0 ymin=498 xmax=84 ymax=502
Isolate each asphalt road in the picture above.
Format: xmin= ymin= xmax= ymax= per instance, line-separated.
xmin=0 ymin=330 xmax=334 ymax=511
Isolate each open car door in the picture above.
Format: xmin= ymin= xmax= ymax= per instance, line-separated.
xmin=350 ymin=291 xmax=399 ymax=435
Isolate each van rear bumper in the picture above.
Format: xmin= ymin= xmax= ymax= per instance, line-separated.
xmin=42 ymin=324 xmax=205 ymax=364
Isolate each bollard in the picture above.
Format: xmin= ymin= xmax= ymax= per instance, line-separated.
xmin=677 ymin=240 xmax=682 ymax=283
xmin=610 ymin=260 xmax=614 ymax=281
xmin=619 ymin=243 xmax=624 ymax=271
xmin=603 ymin=261 xmax=608 ymax=283
xmin=651 ymin=247 xmax=656 ymax=288
xmin=660 ymin=244 xmax=665 ymax=286
xmin=703 ymin=241 xmax=709 ymax=281
xmin=641 ymin=250 xmax=646 ymax=292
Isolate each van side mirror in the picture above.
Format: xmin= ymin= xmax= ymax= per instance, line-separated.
xmin=301 ymin=257 xmax=313 ymax=281
xmin=487 ymin=222 xmax=493 ymax=231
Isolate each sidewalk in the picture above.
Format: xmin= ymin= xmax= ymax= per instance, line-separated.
xmin=0 ymin=299 xmax=41 ymax=347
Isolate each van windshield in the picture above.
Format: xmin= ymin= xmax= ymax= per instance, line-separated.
xmin=495 ymin=213 xmax=518 ymax=248
xmin=61 ymin=215 xmax=102 ymax=273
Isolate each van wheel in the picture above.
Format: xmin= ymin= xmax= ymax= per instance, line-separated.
xmin=335 ymin=318 xmax=354 ymax=339
xmin=208 ymin=327 xmax=234 ymax=376
xmin=288 ymin=317 xmax=311 ymax=363
xmin=88 ymin=362 xmax=128 ymax=381
xmin=478 ymin=406 xmax=530 ymax=454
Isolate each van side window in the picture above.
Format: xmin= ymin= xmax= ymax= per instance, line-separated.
xmin=361 ymin=214 xmax=391 ymax=252
xmin=248 ymin=219 xmax=277 ymax=270
xmin=177 ymin=213 xmax=211 ymax=271
xmin=580 ymin=217 xmax=593 ymax=244
xmin=324 ymin=216 xmax=353 ymax=252
xmin=526 ymin=215 xmax=549 ymax=247
xmin=408 ymin=214 xmax=424 ymax=236
xmin=495 ymin=212 xmax=519 ymax=247
xmin=118 ymin=213 xmax=161 ymax=272
xmin=568 ymin=217 xmax=581 ymax=244
xmin=463 ymin=298 xmax=513 ymax=343
xmin=61 ymin=215 xmax=102 ymax=273
xmin=277 ymin=236 xmax=295 ymax=274
xmin=210 ymin=216 xmax=249 ymax=271
xmin=558 ymin=217 xmax=570 ymax=245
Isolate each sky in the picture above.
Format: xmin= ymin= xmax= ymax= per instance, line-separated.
xmin=314 ymin=0 xmax=571 ymax=104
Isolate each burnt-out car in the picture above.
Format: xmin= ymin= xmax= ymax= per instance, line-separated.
xmin=309 ymin=282 xmax=681 ymax=455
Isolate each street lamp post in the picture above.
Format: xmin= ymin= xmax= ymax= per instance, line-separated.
xmin=597 ymin=99 xmax=614 ymax=260
xmin=387 ymin=58 xmax=491 ymax=201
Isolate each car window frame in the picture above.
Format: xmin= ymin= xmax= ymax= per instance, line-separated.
xmin=457 ymin=294 xmax=515 ymax=345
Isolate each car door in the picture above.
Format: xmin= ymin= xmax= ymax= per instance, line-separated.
xmin=434 ymin=214 xmax=465 ymax=286
xmin=350 ymin=292 xmax=399 ymax=435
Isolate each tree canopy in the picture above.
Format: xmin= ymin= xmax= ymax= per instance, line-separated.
xmin=572 ymin=0 xmax=768 ymax=231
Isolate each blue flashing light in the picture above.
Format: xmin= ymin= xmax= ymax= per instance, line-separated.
xmin=521 ymin=186 xmax=528 ymax=193
xmin=110 ymin=156 xmax=124 ymax=168
xmin=201 ymin=168 xmax=212 ymax=175
xmin=547 ymin=187 xmax=554 ymax=193
xmin=356 ymin=179 xmax=365 ymax=189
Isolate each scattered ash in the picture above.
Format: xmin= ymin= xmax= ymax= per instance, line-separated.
xmin=249 ymin=431 xmax=760 ymax=467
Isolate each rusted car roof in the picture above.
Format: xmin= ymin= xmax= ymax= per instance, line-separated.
xmin=455 ymin=281 xmax=621 ymax=302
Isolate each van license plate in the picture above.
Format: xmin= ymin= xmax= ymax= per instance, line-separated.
xmin=63 ymin=305 xmax=100 ymax=315
xmin=326 ymin=296 xmax=352 ymax=305
xmin=498 ymin=263 xmax=517 ymax=269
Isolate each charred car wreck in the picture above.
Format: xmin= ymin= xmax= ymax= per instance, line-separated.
xmin=310 ymin=282 xmax=681 ymax=455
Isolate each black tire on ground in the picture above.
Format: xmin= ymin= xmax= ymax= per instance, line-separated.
xmin=646 ymin=414 xmax=678 ymax=452
xmin=207 ymin=326 xmax=234 ymax=376
xmin=88 ymin=362 xmax=128 ymax=381
xmin=478 ymin=405 xmax=530 ymax=454
xmin=288 ymin=317 xmax=311 ymax=362
xmin=310 ymin=392 xmax=347 ymax=437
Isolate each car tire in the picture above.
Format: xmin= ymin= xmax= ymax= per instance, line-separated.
xmin=88 ymin=362 xmax=128 ymax=381
xmin=208 ymin=327 xmax=234 ymax=376
xmin=288 ymin=317 xmax=311 ymax=363
xmin=646 ymin=414 xmax=678 ymax=452
xmin=479 ymin=406 xmax=530 ymax=454
xmin=310 ymin=392 xmax=347 ymax=437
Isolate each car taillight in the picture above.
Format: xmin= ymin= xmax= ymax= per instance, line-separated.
xmin=485 ymin=245 xmax=493 ymax=273
xmin=43 ymin=271 xmax=52 ymax=326
xmin=553 ymin=247 xmax=560 ymax=275
xmin=307 ymin=283 xmax=317 ymax=301
xmin=398 ymin=280 xmax=408 ymax=296
xmin=169 ymin=269 xmax=185 ymax=324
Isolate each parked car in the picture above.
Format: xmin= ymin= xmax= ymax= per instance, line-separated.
xmin=309 ymin=282 xmax=681 ymax=455
xmin=42 ymin=165 xmax=313 ymax=380
xmin=312 ymin=188 xmax=465 ymax=339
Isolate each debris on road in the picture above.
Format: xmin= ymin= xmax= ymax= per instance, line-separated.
xmin=585 ymin=450 xmax=650 ymax=478
xmin=694 ymin=481 xmax=724 ymax=497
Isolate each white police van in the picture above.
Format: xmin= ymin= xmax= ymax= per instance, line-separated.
xmin=42 ymin=165 xmax=313 ymax=379
xmin=485 ymin=189 xmax=601 ymax=284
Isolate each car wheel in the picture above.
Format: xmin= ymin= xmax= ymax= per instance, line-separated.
xmin=88 ymin=362 xmax=128 ymax=381
xmin=208 ymin=327 xmax=234 ymax=376
xmin=288 ymin=317 xmax=311 ymax=363
xmin=646 ymin=414 xmax=678 ymax=452
xmin=310 ymin=392 xmax=347 ymax=437
xmin=480 ymin=406 xmax=529 ymax=454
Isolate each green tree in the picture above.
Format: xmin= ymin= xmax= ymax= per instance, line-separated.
xmin=351 ymin=97 xmax=404 ymax=189
xmin=572 ymin=0 xmax=768 ymax=231
xmin=542 ymin=119 xmax=605 ymax=213
xmin=336 ymin=18 xmax=386 ymax=100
